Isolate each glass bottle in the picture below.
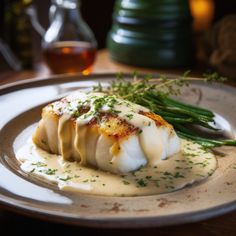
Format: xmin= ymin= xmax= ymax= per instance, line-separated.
xmin=42 ymin=0 xmax=97 ymax=75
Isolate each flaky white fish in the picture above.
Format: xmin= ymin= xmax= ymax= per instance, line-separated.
xmin=33 ymin=92 xmax=181 ymax=173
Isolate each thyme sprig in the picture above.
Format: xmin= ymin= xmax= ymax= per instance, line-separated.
xmin=93 ymin=72 xmax=236 ymax=148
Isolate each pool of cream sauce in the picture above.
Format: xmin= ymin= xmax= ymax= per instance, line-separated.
xmin=16 ymin=139 xmax=217 ymax=196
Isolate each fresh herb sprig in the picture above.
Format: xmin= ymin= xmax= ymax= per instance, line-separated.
xmin=93 ymin=72 xmax=236 ymax=148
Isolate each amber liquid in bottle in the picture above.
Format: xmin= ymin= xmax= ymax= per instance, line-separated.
xmin=44 ymin=41 xmax=96 ymax=75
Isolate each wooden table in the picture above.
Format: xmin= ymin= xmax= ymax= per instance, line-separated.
xmin=0 ymin=50 xmax=236 ymax=235
xmin=0 ymin=49 xmax=206 ymax=85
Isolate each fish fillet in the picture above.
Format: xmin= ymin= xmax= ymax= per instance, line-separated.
xmin=33 ymin=92 xmax=181 ymax=173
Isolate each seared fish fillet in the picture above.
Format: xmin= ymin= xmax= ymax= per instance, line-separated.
xmin=33 ymin=92 xmax=180 ymax=173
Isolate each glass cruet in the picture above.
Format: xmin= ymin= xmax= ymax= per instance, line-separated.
xmin=42 ymin=0 xmax=97 ymax=75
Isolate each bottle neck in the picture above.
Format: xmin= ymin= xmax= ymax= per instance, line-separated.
xmin=52 ymin=0 xmax=81 ymax=21
xmin=44 ymin=0 xmax=96 ymax=48
xmin=52 ymin=0 xmax=80 ymax=9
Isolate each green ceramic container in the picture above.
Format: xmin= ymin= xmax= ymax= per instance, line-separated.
xmin=107 ymin=0 xmax=193 ymax=68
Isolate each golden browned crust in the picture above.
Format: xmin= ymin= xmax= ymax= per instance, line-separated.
xmin=41 ymin=104 xmax=172 ymax=142
xmin=98 ymin=114 xmax=138 ymax=139
xmin=140 ymin=111 xmax=173 ymax=129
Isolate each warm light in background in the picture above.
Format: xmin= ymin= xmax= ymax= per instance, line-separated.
xmin=190 ymin=0 xmax=215 ymax=32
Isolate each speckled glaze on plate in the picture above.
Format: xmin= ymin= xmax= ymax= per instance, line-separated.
xmin=0 ymin=73 xmax=236 ymax=228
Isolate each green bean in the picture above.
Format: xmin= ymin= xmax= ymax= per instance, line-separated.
xmin=159 ymin=96 xmax=214 ymax=117
xmin=164 ymin=117 xmax=194 ymax=124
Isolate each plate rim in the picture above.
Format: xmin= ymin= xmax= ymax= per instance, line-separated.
xmin=2 ymin=72 xmax=234 ymax=94
xmin=0 ymin=189 xmax=236 ymax=228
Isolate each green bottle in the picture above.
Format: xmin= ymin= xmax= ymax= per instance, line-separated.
xmin=107 ymin=0 xmax=194 ymax=68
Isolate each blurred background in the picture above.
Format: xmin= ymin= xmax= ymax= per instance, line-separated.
xmin=0 ymin=0 xmax=236 ymax=78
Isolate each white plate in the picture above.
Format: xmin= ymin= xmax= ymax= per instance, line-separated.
xmin=0 ymin=73 xmax=236 ymax=228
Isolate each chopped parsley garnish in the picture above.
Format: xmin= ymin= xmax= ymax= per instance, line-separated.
xmin=59 ymin=176 xmax=73 ymax=181
xmin=145 ymin=175 xmax=152 ymax=180
xmin=136 ymin=178 xmax=147 ymax=187
xmin=138 ymin=129 xmax=143 ymax=135
xmin=183 ymin=152 xmax=197 ymax=157
xmin=112 ymin=110 xmax=122 ymax=114
xmin=45 ymin=168 xmax=57 ymax=175
xmin=165 ymin=185 xmax=174 ymax=190
xmin=173 ymin=172 xmax=185 ymax=178
xmin=72 ymin=110 xmax=80 ymax=118
xmin=208 ymin=171 xmax=214 ymax=176
xmin=32 ymin=162 xmax=47 ymax=167
xmin=122 ymin=180 xmax=130 ymax=185
xmin=175 ymin=166 xmax=183 ymax=170
xmin=195 ymin=173 xmax=205 ymax=177
xmin=125 ymin=114 xmax=133 ymax=120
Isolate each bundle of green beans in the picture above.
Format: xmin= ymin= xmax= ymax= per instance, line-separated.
xmin=93 ymin=73 xmax=236 ymax=148
xmin=137 ymin=92 xmax=236 ymax=148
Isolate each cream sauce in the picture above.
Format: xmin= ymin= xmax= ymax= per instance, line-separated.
xmin=16 ymin=139 xmax=217 ymax=196
xmin=50 ymin=92 xmax=151 ymax=127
